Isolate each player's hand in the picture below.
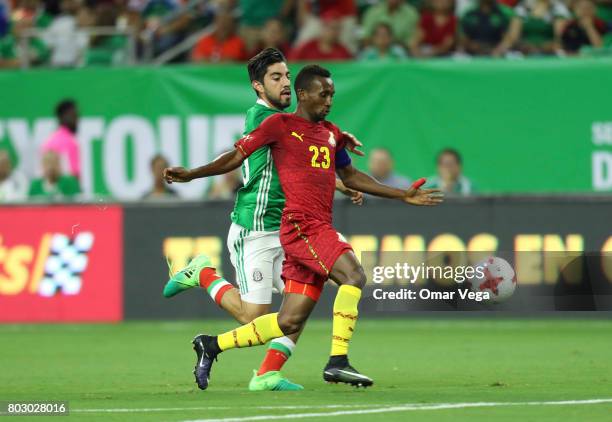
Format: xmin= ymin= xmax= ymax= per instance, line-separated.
xmin=163 ymin=167 xmax=192 ymax=184
xmin=342 ymin=131 xmax=365 ymax=157
xmin=403 ymin=188 xmax=444 ymax=206
xmin=347 ymin=189 xmax=363 ymax=206
xmin=404 ymin=177 xmax=426 ymax=198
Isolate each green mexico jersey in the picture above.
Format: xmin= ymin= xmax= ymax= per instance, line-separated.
xmin=230 ymin=100 xmax=285 ymax=231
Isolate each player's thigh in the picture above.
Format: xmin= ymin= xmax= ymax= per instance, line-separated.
xmin=230 ymin=225 xmax=282 ymax=305
xmin=329 ymin=250 xmax=367 ymax=288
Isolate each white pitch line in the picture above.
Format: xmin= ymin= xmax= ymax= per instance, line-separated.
xmin=73 ymin=404 xmax=385 ymax=413
xmin=182 ymin=398 xmax=612 ymax=422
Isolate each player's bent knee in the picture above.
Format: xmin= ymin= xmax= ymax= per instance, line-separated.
xmin=276 ymin=312 xmax=306 ymax=335
xmin=343 ymin=265 xmax=366 ymax=289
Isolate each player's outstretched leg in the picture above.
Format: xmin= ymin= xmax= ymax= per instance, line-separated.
xmin=324 ymin=251 xmax=373 ymax=388
xmin=193 ymin=293 xmax=316 ymax=391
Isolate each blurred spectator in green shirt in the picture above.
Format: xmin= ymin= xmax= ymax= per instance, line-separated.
xmin=515 ymin=0 xmax=570 ymax=55
xmin=0 ymin=0 xmax=51 ymax=68
xmin=29 ymin=151 xmax=80 ymax=201
xmin=239 ymin=0 xmax=292 ymax=54
xmin=362 ymin=0 xmax=419 ymax=48
xmin=427 ymin=148 xmax=475 ymax=195
xmin=360 ymin=22 xmax=407 ymax=60
xmin=594 ymin=0 xmax=612 ymax=24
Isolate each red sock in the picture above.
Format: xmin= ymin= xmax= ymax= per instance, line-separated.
xmin=198 ymin=268 xmax=221 ymax=289
xmin=257 ymin=349 xmax=289 ymax=375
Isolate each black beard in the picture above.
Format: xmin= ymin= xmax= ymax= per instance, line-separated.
xmin=268 ymin=96 xmax=289 ymax=111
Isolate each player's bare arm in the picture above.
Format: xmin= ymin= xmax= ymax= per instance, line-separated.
xmin=336 ymin=164 xmax=443 ymax=206
xmin=335 ymin=178 xmax=364 ymax=205
xmin=163 ymin=149 xmax=245 ymax=184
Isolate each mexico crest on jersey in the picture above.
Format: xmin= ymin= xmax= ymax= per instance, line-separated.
xmin=328 ymin=131 xmax=336 ymax=147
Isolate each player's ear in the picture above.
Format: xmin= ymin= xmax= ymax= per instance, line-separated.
xmin=296 ymin=88 xmax=306 ymax=102
xmin=252 ymin=80 xmax=264 ymax=96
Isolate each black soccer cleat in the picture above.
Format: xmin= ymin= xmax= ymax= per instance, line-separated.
xmin=323 ymin=356 xmax=373 ymax=388
xmin=192 ymin=334 xmax=219 ymax=390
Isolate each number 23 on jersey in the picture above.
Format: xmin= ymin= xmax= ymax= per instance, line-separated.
xmin=309 ymin=145 xmax=331 ymax=169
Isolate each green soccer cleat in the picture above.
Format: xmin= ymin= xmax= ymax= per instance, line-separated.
xmin=163 ymin=254 xmax=214 ymax=298
xmin=248 ymin=370 xmax=304 ymax=391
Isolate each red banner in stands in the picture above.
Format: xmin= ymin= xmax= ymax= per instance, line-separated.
xmin=0 ymin=206 xmax=123 ymax=322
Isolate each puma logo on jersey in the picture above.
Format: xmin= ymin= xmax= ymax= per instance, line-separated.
xmin=291 ymin=131 xmax=304 ymax=142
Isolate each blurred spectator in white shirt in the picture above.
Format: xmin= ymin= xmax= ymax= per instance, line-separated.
xmin=43 ymin=0 xmax=88 ymax=66
xmin=368 ymin=147 xmax=411 ymax=190
xmin=0 ymin=149 xmax=28 ymax=202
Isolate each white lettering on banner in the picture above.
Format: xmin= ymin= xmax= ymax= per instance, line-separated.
xmin=158 ymin=116 xmax=181 ymax=165
xmin=78 ymin=118 xmax=105 ymax=199
xmin=104 ymin=116 xmax=157 ymax=199
xmin=160 ymin=116 xmax=210 ymax=199
xmin=592 ymin=151 xmax=612 ymax=191
xmin=212 ymin=115 xmax=246 ymax=156
xmin=5 ymin=118 xmax=55 ymax=177
xmin=592 ymin=122 xmax=612 ymax=145
xmin=0 ymin=114 xmax=245 ymax=199
xmin=182 ymin=116 xmax=211 ymax=198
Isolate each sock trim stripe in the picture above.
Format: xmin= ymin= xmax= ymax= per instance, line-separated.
xmin=206 ymin=278 xmax=224 ymax=295
xmin=332 ymin=335 xmax=350 ymax=343
xmin=208 ymin=279 xmax=231 ymax=298
xmin=269 ymin=342 xmax=292 ymax=357
xmin=213 ymin=284 xmax=233 ymax=306
xmin=333 ymin=311 xmax=357 ymax=321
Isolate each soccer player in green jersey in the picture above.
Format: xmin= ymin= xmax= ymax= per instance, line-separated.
xmin=163 ymin=49 xmax=362 ymax=391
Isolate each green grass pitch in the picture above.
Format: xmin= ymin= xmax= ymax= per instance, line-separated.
xmin=2 ymin=319 xmax=612 ymax=421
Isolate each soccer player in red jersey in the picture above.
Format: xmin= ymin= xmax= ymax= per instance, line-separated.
xmin=164 ymin=65 xmax=443 ymax=390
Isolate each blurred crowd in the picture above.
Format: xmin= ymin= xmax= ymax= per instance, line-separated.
xmin=0 ymin=98 xmax=474 ymax=204
xmin=1 ymin=0 xmax=611 ymax=69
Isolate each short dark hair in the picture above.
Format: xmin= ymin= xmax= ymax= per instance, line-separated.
xmin=294 ymin=64 xmax=331 ymax=93
xmin=55 ymin=99 xmax=76 ymax=119
xmin=247 ymin=48 xmax=286 ymax=84
xmin=437 ymin=148 xmax=462 ymax=165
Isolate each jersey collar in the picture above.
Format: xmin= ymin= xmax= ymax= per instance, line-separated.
xmin=256 ymin=98 xmax=280 ymax=111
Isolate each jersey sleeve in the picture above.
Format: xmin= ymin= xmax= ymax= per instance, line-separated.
xmin=335 ymin=148 xmax=352 ymax=169
xmin=235 ymin=114 xmax=283 ymax=157
xmin=326 ymin=122 xmax=352 ymax=168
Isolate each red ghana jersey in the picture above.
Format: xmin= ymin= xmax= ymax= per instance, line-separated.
xmin=235 ymin=113 xmax=347 ymax=223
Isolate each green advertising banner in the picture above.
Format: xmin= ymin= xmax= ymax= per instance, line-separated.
xmin=1 ymin=58 xmax=612 ymax=199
